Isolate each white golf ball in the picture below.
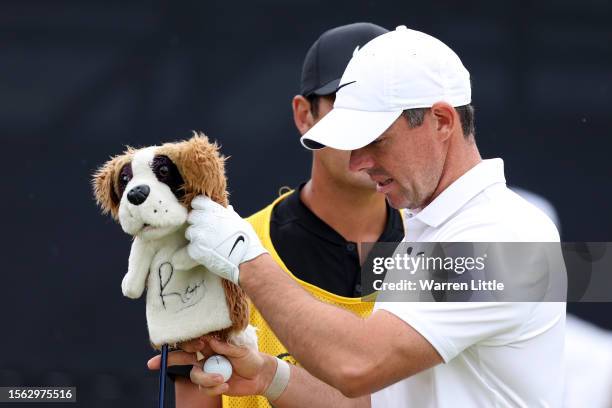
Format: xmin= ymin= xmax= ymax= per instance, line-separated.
xmin=203 ymin=355 xmax=233 ymax=382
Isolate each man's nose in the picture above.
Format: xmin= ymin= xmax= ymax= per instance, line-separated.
xmin=349 ymin=148 xmax=374 ymax=172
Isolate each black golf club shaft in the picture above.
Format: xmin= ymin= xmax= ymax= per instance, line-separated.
xmin=158 ymin=344 xmax=169 ymax=408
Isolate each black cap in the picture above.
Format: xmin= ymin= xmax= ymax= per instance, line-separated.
xmin=300 ymin=22 xmax=389 ymax=97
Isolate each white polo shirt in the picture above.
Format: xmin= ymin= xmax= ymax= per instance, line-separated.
xmin=372 ymin=159 xmax=566 ymax=408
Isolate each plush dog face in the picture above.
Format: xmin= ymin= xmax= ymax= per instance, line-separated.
xmin=115 ymin=146 xmax=188 ymax=240
xmin=93 ymin=133 xmax=228 ymax=241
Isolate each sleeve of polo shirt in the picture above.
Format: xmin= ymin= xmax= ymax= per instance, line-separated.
xmin=375 ymin=301 xmax=532 ymax=363
xmin=377 ymin=215 xmax=553 ymax=363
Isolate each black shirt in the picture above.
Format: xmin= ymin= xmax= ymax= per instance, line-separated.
xmin=270 ymin=184 xmax=404 ymax=297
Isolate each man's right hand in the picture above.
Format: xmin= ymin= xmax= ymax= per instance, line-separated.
xmin=147 ymin=338 xmax=278 ymax=398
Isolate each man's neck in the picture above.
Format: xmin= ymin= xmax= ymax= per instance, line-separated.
xmin=300 ymin=176 xmax=388 ymax=245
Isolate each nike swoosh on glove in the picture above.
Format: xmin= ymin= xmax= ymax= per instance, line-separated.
xmin=185 ymin=196 xmax=267 ymax=285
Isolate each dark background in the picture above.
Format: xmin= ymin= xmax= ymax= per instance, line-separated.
xmin=1 ymin=0 xmax=611 ymax=406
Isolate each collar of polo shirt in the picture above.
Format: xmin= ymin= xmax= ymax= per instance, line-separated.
xmin=406 ymin=159 xmax=506 ymax=228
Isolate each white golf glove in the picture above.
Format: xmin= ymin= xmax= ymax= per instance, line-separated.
xmin=185 ymin=196 xmax=267 ymax=285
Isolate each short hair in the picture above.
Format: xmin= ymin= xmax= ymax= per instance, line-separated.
xmin=402 ymin=104 xmax=475 ymax=139
xmin=306 ymin=94 xmax=336 ymax=119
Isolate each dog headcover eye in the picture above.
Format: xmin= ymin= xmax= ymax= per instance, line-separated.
xmin=155 ymin=133 xmax=228 ymax=208
xmin=151 ymin=155 xmax=185 ymax=200
xmin=118 ymin=163 xmax=133 ymax=197
xmin=92 ymin=150 xmax=134 ymax=220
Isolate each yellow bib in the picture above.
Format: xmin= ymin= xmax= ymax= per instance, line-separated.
xmin=222 ymin=191 xmax=374 ymax=408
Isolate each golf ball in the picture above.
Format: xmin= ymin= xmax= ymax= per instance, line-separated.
xmin=203 ymin=355 xmax=233 ymax=382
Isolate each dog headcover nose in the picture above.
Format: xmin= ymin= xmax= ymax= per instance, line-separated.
xmin=127 ymin=184 xmax=150 ymax=205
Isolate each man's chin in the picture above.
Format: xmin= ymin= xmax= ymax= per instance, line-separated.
xmin=385 ymin=193 xmax=411 ymax=210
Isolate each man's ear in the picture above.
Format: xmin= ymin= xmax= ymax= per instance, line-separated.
xmin=292 ymin=95 xmax=315 ymax=136
xmin=158 ymin=132 xmax=229 ymax=209
xmin=430 ymin=102 xmax=456 ymax=141
xmin=92 ymin=152 xmax=132 ymax=220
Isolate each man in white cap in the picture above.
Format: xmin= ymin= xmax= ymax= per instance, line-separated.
xmin=179 ymin=26 xmax=566 ymax=406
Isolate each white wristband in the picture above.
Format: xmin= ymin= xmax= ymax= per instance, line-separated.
xmin=263 ymin=357 xmax=291 ymax=401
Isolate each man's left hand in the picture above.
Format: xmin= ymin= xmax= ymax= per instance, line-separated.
xmin=185 ymin=196 xmax=267 ymax=284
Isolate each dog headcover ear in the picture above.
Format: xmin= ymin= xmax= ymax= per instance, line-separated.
xmin=92 ymin=149 xmax=134 ymax=220
xmin=157 ymin=132 xmax=229 ymax=208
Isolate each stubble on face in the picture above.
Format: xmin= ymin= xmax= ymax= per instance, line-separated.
xmin=363 ymin=114 xmax=446 ymax=210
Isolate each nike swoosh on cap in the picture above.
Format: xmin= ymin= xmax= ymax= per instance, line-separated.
xmin=335 ymin=80 xmax=356 ymax=92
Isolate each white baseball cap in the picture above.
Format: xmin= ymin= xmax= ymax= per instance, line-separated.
xmin=300 ymin=25 xmax=471 ymax=151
